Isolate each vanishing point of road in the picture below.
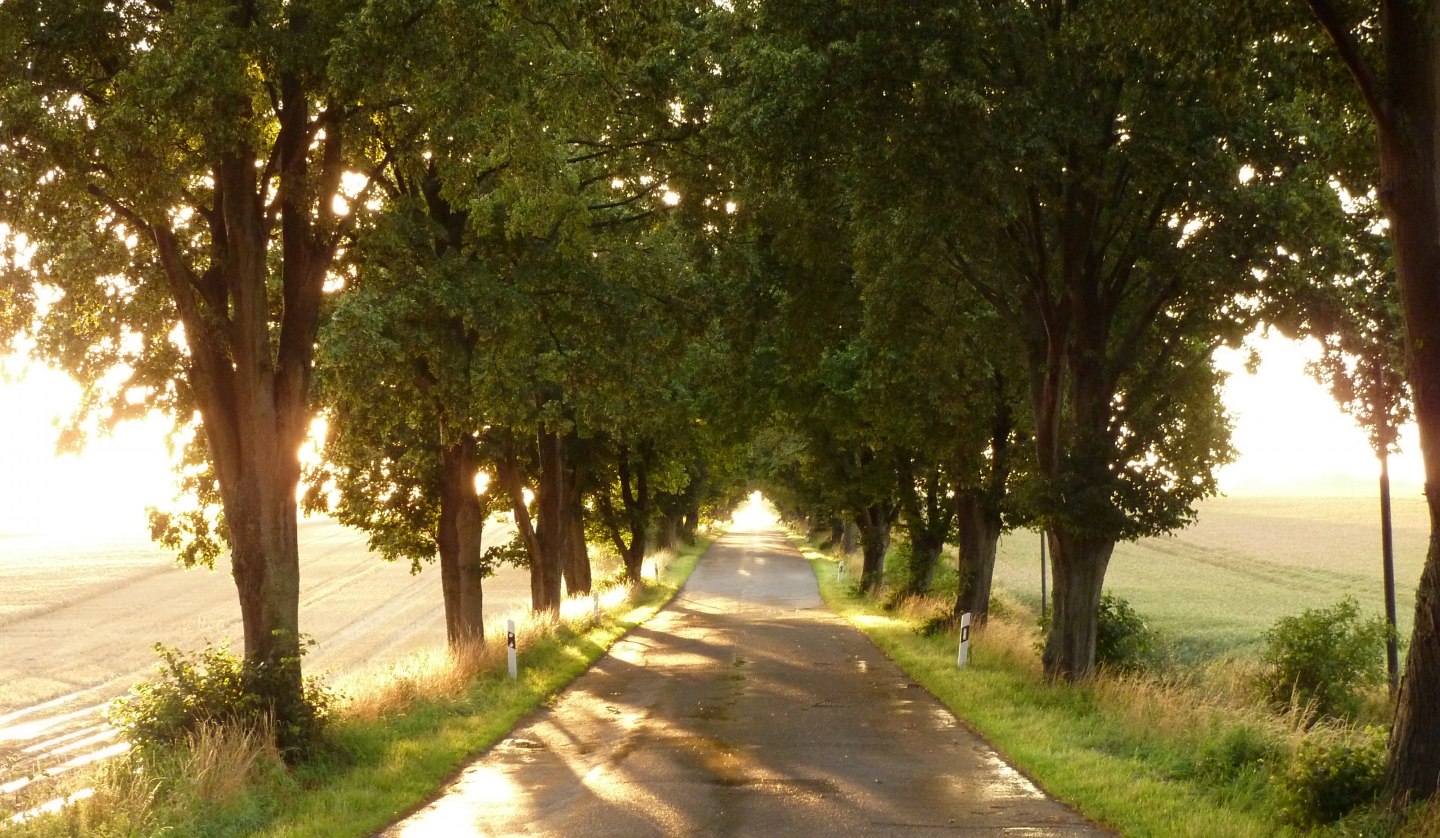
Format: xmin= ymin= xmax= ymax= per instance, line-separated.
xmin=385 ymin=523 xmax=1108 ymax=837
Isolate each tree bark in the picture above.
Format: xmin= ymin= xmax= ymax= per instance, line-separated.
xmin=1041 ymin=529 xmax=1115 ymax=680
xmin=854 ymin=503 xmax=893 ymax=595
xmin=954 ymin=490 xmax=1002 ymax=624
xmin=681 ymin=502 xmax=701 ymax=544
xmin=841 ymin=520 xmax=859 ymax=555
xmin=496 ymin=442 xmax=547 ymax=610
xmin=1366 ymin=1 xmax=1440 ymax=803
xmin=596 ymin=445 xmax=651 ymax=585
xmin=532 ymin=424 xmax=568 ymax=613
xmin=657 ymin=513 xmax=682 ymax=552
xmin=438 ymin=439 xmax=485 ymax=645
xmin=561 ymin=468 xmax=591 ymax=596
xmin=904 ymin=531 xmax=944 ymax=596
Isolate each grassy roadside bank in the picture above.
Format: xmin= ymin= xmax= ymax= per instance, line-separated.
xmin=5 ymin=536 xmax=714 ymax=838
xmin=796 ymin=535 xmax=1438 ymax=837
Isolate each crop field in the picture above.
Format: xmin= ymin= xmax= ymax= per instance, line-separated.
xmin=990 ymin=493 xmax=1431 ymax=661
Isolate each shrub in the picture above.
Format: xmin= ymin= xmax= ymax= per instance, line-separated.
xmin=111 ymin=642 xmax=333 ymax=760
xmin=1260 ymin=597 xmax=1388 ymax=720
xmin=1274 ymin=727 xmax=1387 ymax=827
xmin=1095 ymin=593 xmax=1156 ymax=672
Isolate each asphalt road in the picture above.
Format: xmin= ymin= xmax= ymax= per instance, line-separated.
xmin=384 ymin=524 xmax=1107 ymax=837
xmin=0 ymin=517 xmax=529 ymax=809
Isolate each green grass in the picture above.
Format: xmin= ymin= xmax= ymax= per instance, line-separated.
xmin=806 ymin=542 xmax=1283 ymax=836
xmin=804 ymin=527 xmax=1439 ymax=837
xmin=4 ymin=537 xmax=712 ymax=838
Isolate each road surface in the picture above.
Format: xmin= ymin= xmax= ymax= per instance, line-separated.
xmin=0 ymin=517 xmax=530 ymax=810
xmin=384 ymin=524 xmax=1107 ymax=837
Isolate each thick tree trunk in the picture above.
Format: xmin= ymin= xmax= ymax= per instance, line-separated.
xmin=657 ymin=513 xmax=682 ymax=552
xmin=224 ymin=464 xmax=302 ymax=714
xmin=681 ymin=502 xmax=700 ymax=543
xmin=822 ymin=517 xmax=845 ymax=550
xmin=954 ymin=491 xmax=1002 ymax=624
xmin=841 ymin=520 xmax=859 ymax=555
xmin=561 ymin=473 xmax=591 ymax=596
xmin=1041 ymin=529 xmax=1115 ymax=680
xmin=854 ymin=504 xmax=892 ymax=595
xmin=904 ymin=530 xmax=945 ymax=596
xmin=532 ymin=424 xmax=567 ymax=613
xmin=1371 ymin=12 xmax=1440 ymax=800
xmin=438 ymin=440 xmax=485 ymax=645
xmin=1308 ymin=0 xmax=1440 ymax=803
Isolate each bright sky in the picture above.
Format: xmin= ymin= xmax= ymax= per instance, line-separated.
xmin=0 ymin=355 xmax=176 ymax=543
xmin=1213 ymin=331 xmax=1424 ymax=497
xmin=0 ymin=330 xmax=1425 ymax=542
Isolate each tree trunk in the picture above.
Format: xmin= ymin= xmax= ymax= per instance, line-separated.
xmin=823 ymin=517 xmax=845 ymax=550
xmin=496 ymin=442 xmax=547 ymax=609
xmin=561 ymin=472 xmax=591 ymax=596
xmin=1041 ymin=528 xmax=1115 ymax=680
xmin=222 ymin=457 xmax=303 ymax=733
xmin=438 ymin=439 xmax=485 ymax=645
xmin=841 ymin=520 xmax=859 ymax=555
xmin=532 ymin=424 xmax=567 ymax=613
xmin=657 ymin=513 xmax=682 ymax=552
xmin=681 ymin=502 xmax=700 ymax=543
xmin=954 ymin=491 xmax=1002 ymax=624
xmin=854 ymin=504 xmax=892 ymax=595
xmin=1307 ymin=0 xmax=1440 ymax=804
xmin=904 ymin=530 xmax=944 ymax=596
xmin=597 ymin=444 xmax=651 ymax=585
xmin=1372 ymin=10 xmax=1440 ymax=801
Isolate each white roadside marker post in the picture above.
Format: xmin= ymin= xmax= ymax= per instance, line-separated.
xmin=957 ymin=612 xmax=972 ymax=668
xmin=593 ymin=589 xmax=601 ymax=620
xmin=507 ymin=619 xmax=518 ymax=679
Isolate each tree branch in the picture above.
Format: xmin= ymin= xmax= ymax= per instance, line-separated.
xmin=1306 ymin=0 xmax=1391 ymax=130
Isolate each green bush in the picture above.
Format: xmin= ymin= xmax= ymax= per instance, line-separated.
xmin=1095 ymin=593 xmax=1156 ymax=672
xmin=1261 ymin=597 xmax=1388 ymax=720
xmin=111 ymin=641 xmax=333 ymax=759
xmin=1274 ymin=727 xmax=1387 ymax=827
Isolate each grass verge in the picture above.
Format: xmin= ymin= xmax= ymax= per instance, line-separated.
xmin=4 ymin=536 xmax=713 ymax=838
xmin=798 ymin=535 xmax=1436 ymax=837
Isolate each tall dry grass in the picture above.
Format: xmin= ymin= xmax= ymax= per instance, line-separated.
xmin=6 ymin=719 xmax=286 ymax=837
xmin=336 ymin=579 xmax=642 ymax=722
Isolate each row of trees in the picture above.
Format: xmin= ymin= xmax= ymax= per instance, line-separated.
xmin=2 ymin=0 xmax=1439 ymax=810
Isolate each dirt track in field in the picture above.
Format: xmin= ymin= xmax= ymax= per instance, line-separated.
xmin=0 ymin=518 xmax=531 ymax=812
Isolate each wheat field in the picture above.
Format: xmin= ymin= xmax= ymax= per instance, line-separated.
xmin=991 ymin=493 xmax=1431 ymax=660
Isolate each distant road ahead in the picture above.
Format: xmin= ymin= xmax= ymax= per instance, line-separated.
xmin=0 ymin=518 xmax=529 ymax=808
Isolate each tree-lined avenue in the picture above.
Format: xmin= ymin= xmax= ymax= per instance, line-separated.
xmin=383 ymin=522 xmax=1104 ymax=837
